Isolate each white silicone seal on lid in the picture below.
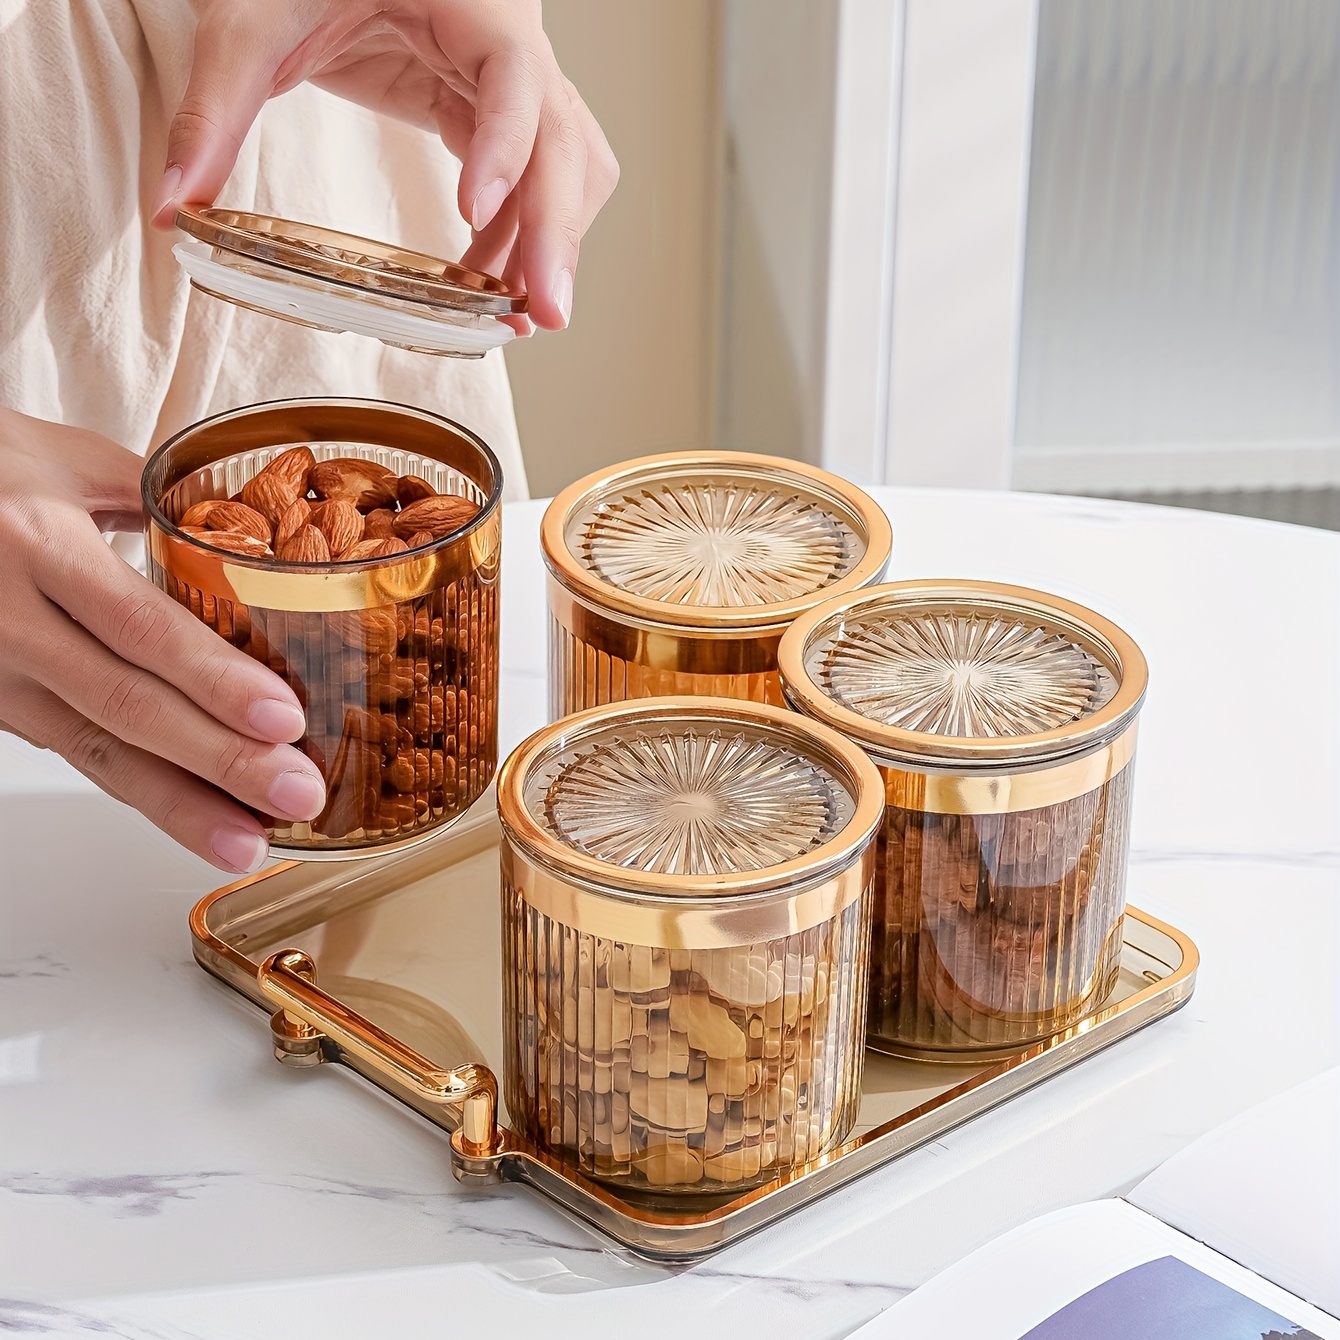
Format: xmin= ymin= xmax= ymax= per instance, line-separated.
xmin=173 ymin=242 xmax=514 ymax=357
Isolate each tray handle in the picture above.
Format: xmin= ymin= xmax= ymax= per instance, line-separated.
xmin=257 ymin=949 xmax=501 ymax=1156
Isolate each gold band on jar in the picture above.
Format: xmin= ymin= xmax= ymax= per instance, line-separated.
xmin=873 ymin=723 xmax=1138 ymax=815
xmin=500 ymin=841 xmax=875 ymax=950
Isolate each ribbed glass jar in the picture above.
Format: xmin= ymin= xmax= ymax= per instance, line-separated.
xmin=779 ymin=581 xmax=1148 ymax=1057
xmin=142 ymin=399 xmax=501 ymax=858
xmin=541 ymin=453 xmax=892 ymax=719
xmin=496 ymin=698 xmax=884 ymax=1192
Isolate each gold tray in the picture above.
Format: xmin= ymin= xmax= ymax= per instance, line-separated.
xmin=190 ymin=796 xmax=1198 ymax=1261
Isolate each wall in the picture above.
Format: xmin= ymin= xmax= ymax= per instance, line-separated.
xmin=1015 ymin=0 xmax=1340 ymax=495
xmin=504 ymin=1 xmax=725 ymax=497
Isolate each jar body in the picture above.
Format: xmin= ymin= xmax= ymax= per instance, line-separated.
xmin=143 ymin=400 xmax=501 ymax=856
xmin=868 ymin=751 xmax=1135 ymax=1055
xmin=500 ymin=847 xmax=873 ymax=1192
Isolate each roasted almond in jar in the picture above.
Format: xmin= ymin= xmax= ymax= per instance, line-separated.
xmin=540 ymin=452 xmax=892 ymax=718
xmin=778 ymin=581 xmax=1148 ymax=1057
xmin=496 ymin=698 xmax=884 ymax=1193
xmin=142 ymin=399 xmax=502 ymax=858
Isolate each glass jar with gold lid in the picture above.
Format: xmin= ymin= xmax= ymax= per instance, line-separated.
xmin=142 ymin=398 xmax=502 ymax=858
xmin=496 ymin=696 xmax=884 ymax=1192
xmin=541 ymin=452 xmax=892 ymax=718
xmin=778 ymin=580 xmax=1148 ymax=1058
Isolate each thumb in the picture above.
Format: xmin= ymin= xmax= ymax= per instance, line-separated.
xmin=150 ymin=10 xmax=289 ymax=227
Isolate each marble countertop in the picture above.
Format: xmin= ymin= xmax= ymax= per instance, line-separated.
xmin=2 ymin=489 xmax=1337 ymax=1339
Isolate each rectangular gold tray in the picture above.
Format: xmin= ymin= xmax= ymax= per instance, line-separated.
xmin=190 ymin=797 xmax=1198 ymax=1262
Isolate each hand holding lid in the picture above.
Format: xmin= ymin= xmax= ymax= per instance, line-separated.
xmin=151 ymin=0 xmax=619 ymax=332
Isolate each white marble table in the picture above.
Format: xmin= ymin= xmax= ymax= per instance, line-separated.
xmin=2 ymin=490 xmax=1337 ymax=1339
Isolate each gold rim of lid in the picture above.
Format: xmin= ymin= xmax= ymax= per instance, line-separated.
xmin=540 ymin=452 xmax=893 ymax=634
xmin=175 ymin=206 xmax=527 ymax=316
xmin=777 ymin=580 xmax=1148 ymax=769
xmin=497 ymin=697 xmax=885 ymax=899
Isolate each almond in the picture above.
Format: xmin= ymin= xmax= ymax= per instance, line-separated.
xmin=239 ymin=469 xmax=299 ymax=526
xmin=342 ymin=537 xmax=409 ymax=561
xmin=263 ymin=445 xmax=317 ymax=497
xmin=203 ymin=501 xmax=272 ymax=543
xmin=310 ymin=499 xmax=362 ymax=557
xmin=404 ymin=530 xmax=435 ymax=550
xmin=276 ymin=525 xmax=332 ymax=563
xmin=393 ymin=494 xmax=480 ymax=541
xmin=309 ymin=458 xmax=397 ymax=510
xmin=396 ymin=474 xmax=437 ymax=506
xmin=328 ymin=607 xmax=399 ymax=657
xmin=201 ymin=530 xmax=272 ymax=557
xmin=362 ymin=508 xmax=398 ymax=540
xmin=180 ymin=499 xmax=222 ymax=528
xmin=273 ymin=498 xmax=312 ymax=549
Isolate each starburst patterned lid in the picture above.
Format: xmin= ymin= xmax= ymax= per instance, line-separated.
xmin=778 ymin=581 xmax=1148 ymax=768
xmin=497 ymin=698 xmax=885 ymax=898
xmin=541 ymin=453 xmax=892 ymax=632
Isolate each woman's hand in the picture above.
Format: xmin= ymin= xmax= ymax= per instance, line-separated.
xmin=0 ymin=410 xmax=326 ymax=873
xmin=151 ymin=0 xmax=619 ymax=331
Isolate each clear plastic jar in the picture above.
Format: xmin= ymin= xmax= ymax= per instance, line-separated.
xmin=142 ymin=399 xmax=501 ymax=857
xmin=779 ymin=581 xmax=1148 ymax=1057
xmin=541 ymin=453 xmax=892 ymax=719
xmin=496 ymin=698 xmax=884 ymax=1192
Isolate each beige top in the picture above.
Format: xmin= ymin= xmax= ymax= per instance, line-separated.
xmin=0 ymin=0 xmax=527 ymax=496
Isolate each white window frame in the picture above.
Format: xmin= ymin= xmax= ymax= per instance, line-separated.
xmin=820 ymin=0 xmax=1039 ymax=490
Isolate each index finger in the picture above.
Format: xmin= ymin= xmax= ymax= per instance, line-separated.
xmin=152 ymin=3 xmax=304 ymax=225
xmin=33 ymin=513 xmax=306 ymax=745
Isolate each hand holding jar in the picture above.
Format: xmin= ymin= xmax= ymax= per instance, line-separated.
xmin=149 ymin=0 xmax=620 ymax=332
xmin=0 ymin=410 xmax=326 ymax=874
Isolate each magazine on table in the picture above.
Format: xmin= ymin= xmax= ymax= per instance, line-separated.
xmin=851 ymin=1067 xmax=1339 ymax=1339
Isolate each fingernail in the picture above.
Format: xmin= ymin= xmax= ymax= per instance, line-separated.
xmin=153 ymin=165 xmax=183 ymax=222
xmin=267 ymin=768 xmax=326 ymax=821
xmin=247 ymin=696 xmax=306 ymax=742
xmin=553 ymin=269 xmax=573 ymax=327
xmin=210 ymin=824 xmax=269 ymax=875
xmin=471 ymin=177 xmax=508 ymax=232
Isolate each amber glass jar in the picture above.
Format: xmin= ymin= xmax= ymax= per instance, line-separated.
xmin=142 ymin=399 xmax=501 ymax=857
xmin=496 ymin=698 xmax=884 ymax=1193
xmin=541 ymin=452 xmax=892 ymax=719
xmin=779 ymin=581 xmax=1148 ymax=1057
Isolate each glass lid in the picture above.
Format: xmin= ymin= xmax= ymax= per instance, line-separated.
xmin=173 ymin=207 xmax=526 ymax=358
xmin=497 ymin=698 xmax=885 ymax=898
xmin=778 ymin=581 xmax=1148 ymax=768
xmin=541 ymin=453 xmax=893 ymax=632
